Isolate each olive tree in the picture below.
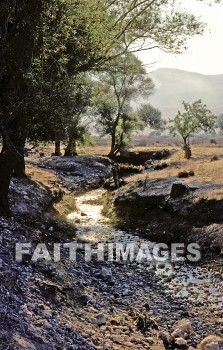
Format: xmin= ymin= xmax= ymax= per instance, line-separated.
xmin=170 ymin=100 xmax=217 ymax=158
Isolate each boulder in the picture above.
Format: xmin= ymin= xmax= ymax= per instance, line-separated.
xmin=152 ymin=151 xmax=163 ymax=160
xmin=175 ymin=338 xmax=188 ymax=347
xmin=199 ymin=336 xmax=223 ymax=350
xmin=205 ymin=343 xmax=222 ymax=350
xmin=170 ymin=182 xmax=190 ymax=198
xmin=172 ymin=319 xmax=192 ymax=338
xmin=115 ymin=178 xmax=177 ymax=207
xmin=159 ymin=331 xmax=174 ymax=347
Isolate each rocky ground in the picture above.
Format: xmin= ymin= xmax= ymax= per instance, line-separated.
xmin=106 ymin=177 xmax=223 ymax=254
xmin=0 ymin=154 xmax=222 ymax=349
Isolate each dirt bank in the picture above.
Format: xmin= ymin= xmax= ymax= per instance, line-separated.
xmin=104 ymin=177 xmax=223 ymax=255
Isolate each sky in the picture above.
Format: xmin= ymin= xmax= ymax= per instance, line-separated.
xmin=137 ymin=0 xmax=223 ymax=75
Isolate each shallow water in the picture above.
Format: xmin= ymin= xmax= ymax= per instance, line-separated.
xmin=67 ymin=189 xmax=223 ymax=313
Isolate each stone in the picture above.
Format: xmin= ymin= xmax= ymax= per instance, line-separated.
xmin=91 ymin=314 xmax=107 ymax=325
xmin=199 ymin=336 xmax=223 ymax=350
xmin=110 ymin=335 xmax=121 ymax=344
xmin=172 ymin=328 xmax=186 ymax=339
xmin=146 ymin=337 xmax=154 ymax=345
xmin=144 ymin=160 xmax=153 ymax=169
xmin=175 ymin=337 xmax=187 ymax=346
xmin=172 ymin=319 xmax=192 ymax=337
xmin=170 ymin=182 xmax=190 ymax=198
xmin=101 ymin=267 xmax=112 ymax=280
xmin=81 ymin=294 xmax=95 ymax=304
xmin=205 ymin=343 xmax=221 ymax=350
xmin=122 ymin=289 xmax=130 ymax=296
xmin=159 ymin=331 xmax=174 ymax=346
xmin=152 ymin=151 xmax=163 ymax=160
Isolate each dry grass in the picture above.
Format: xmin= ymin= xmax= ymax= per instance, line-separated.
xmin=27 ymin=142 xmax=223 ymax=187
xmin=26 ymin=164 xmax=61 ymax=189
xmin=26 ymin=164 xmax=77 ymax=215
xmin=121 ymin=144 xmax=223 ymax=187
xmin=80 ymin=145 xmax=110 ymax=156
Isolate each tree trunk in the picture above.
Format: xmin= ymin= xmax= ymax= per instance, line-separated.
xmin=13 ymin=137 xmax=26 ymax=178
xmin=108 ymin=114 xmax=121 ymax=159
xmin=54 ymin=140 xmax=61 ymax=156
xmin=108 ymin=127 xmax=118 ymax=159
xmin=0 ymin=137 xmax=14 ymax=215
xmin=183 ymin=138 xmax=192 ymax=159
xmin=64 ymin=138 xmax=77 ymax=156
xmin=0 ymin=131 xmax=27 ymax=215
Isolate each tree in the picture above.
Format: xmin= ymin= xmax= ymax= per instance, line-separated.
xmin=217 ymin=114 xmax=223 ymax=132
xmin=63 ymin=76 xmax=93 ymax=156
xmin=170 ymin=100 xmax=217 ymax=158
xmin=0 ymin=0 xmax=222 ymax=214
xmin=94 ymin=53 xmax=155 ymax=157
xmin=137 ymin=104 xmax=164 ymax=130
xmin=0 ymin=0 xmax=43 ymax=214
xmin=0 ymin=0 xmax=113 ymax=214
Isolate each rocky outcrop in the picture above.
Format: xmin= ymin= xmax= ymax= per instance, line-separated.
xmin=199 ymin=336 xmax=223 ymax=350
xmin=115 ymin=149 xmax=171 ymax=166
xmin=114 ymin=178 xmax=178 ymax=208
xmin=109 ymin=178 xmax=223 ymax=251
xmin=37 ymin=156 xmax=112 ymax=190
xmin=160 ymin=320 xmax=223 ymax=350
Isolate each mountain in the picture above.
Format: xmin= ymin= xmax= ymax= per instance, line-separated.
xmin=146 ymin=68 xmax=223 ymax=118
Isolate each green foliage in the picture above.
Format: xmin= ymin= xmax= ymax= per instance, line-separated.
xmin=170 ymin=100 xmax=217 ymax=145
xmin=217 ymin=114 xmax=223 ymax=131
xmin=116 ymin=112 xmax=143 ymax=152
xmin=93 ymin=53 xmax=155 ymax=155
xmin=137 ymin=104 xmax=164 ymax=130
xmin=0 ymin=0 xmax=221 ymax=148
xmin=0 ymin=0 xmax=220 ymax=141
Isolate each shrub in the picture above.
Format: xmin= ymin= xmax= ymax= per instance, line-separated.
xmin=153 ymin=162 xmax=169 ymax=170
xmin=188 ymin=170 xmax=195 ymax=176
xmin=161 ymin=162 xmax=168 ymax=169
xmin=177 ymin=170 xmax=195 ymax=178
xmin=177 ymin=170 xmax=189 ymax=178
xmin=210 ymin=155 xmax=219 ymax=162
xmin=119 ymin=163 xmax=144 ymax=175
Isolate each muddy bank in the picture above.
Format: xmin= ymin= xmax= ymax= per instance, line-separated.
xmin=104 ymin=177 xmax=223 ymax=254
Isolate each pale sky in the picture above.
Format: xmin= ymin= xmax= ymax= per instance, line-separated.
xmin=137 ymin=0 xmax=223 ymax=75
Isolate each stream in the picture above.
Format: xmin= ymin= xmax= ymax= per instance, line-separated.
xmin=67 ymin=189 xmax=223 ymax=316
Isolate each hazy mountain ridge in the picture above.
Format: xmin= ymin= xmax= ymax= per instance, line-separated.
xmin=147 ymin=68 xmax=223 ymax=118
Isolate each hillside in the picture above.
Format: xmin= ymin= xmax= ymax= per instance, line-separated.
xmin=147 ymin=68 xmax=223 ymax=118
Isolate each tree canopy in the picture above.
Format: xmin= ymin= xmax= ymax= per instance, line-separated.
xmin=217 ymin=114 xmax=223 ymax=132
xmin=0 ymin=0 xmax=222 ymax=214
xmin=93 ymin=53 xmax=155 ymax=156
xmin=170 ymin=100 xmax=217 ymax=158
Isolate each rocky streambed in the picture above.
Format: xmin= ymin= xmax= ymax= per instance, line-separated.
xmin=107 ymin=177 xmax=223 ymax=254
xmin=67 ymin=188 xmax=223 ymax=319
xmin=0 ymin=155 xmax=222 ymax=349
